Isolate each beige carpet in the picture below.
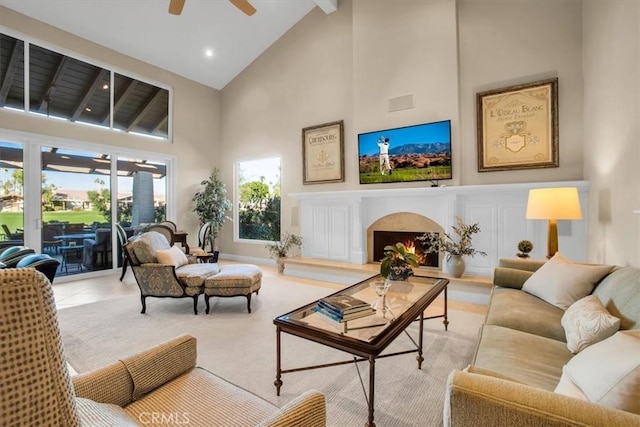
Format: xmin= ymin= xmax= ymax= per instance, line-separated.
xmin=58 ymin=273 xmax=483 ymax=426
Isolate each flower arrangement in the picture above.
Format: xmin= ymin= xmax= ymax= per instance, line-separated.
xmin=380 ymin=242 xmax=421 ymax=280
xmin=265 ymin=232 xmax=303 ymax=259
xmin=417 ymin=216 xmax=487 ymax=258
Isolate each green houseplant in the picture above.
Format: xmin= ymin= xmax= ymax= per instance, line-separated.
xmin=265 ymin=232 xmax=303 ymax=274
xmin=192 ymin=168 xmax=232 ymax=253
xmin=517 ymin=240 xmax=533 ymax=258
xmin=380 ymin=242 xmax=420 ymax=281
xmin=417 ymin=216 xmax=486 ymax=278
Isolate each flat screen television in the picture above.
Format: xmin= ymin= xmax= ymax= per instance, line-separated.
xmin=357 ymin=120 xmax=452 ymax=184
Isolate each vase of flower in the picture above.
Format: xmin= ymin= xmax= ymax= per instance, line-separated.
xmin=265 ymin=232 xmax=303 ymax=275
xmin=417 ymin=216 xmax=487 ymax=278
xmin=380 ymin=242 xmax=420 ymax=281
xmin=446 ymin=254 xmax=465 ymax=278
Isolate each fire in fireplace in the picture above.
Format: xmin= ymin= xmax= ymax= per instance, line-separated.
xmin=373 ymin=231 xmax=439 ymax=268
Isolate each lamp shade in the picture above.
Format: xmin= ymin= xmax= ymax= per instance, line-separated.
xmin=526 ymin=187 xmax=582 ymax=220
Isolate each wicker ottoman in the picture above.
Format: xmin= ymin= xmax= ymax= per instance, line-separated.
xmin=203 ymin=264 xmax=262 ymax=313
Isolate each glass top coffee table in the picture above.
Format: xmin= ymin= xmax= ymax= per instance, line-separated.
xmin=273 ymin=274 xmax=449 ymax=427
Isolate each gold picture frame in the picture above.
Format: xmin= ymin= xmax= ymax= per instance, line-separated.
xmin=302 ymin=120 xmax=344 ymax=184
xmin=477 ymin=78 xmax=559 ymax=172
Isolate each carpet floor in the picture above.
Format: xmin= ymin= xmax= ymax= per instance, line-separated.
xmin=58 ymin=272 xmax=483 ymax=426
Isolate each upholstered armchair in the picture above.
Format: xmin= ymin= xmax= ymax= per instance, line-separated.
xmin=0 ymin=268 xmax=327 ymax=426
xmin=124 ymin=231 xmax=220 ymax=314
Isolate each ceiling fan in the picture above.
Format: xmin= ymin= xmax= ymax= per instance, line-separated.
xmin=168 ymin=0 xmax=256 ymax=16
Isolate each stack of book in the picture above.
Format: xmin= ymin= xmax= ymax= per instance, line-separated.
xmin=315 ymin=294 xmax=375 ymax=323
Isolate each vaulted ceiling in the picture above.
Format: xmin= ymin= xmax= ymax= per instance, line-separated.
xmin=0 ymin=0 xmax=338 ymax=90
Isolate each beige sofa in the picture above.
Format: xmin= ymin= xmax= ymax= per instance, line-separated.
xmin=0 ymin=268 xmax=326 ymax=426
xmin=444 ymin=258 xmax=640 ymax=426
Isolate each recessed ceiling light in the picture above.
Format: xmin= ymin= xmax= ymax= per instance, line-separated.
xmin=205 ymin=49 xmax=214 ymax=58
xmin=102 ymin=84 xmax=109 ymax=90
xmin=85 ymin=107 xmax=92 ymax=112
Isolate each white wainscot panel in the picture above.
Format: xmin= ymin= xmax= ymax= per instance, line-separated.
xmin=292 ymin=181 xmax=590 ymax=273
xmin=329 ymin=205 xmax=350 ymax=261
xmin=462 ymin=204 xmax=496 ymax=276
xmin=309 ymin=207 xmax=329 ymax=258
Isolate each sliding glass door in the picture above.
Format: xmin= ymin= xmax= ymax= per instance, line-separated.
xmin=40 ymin=146 xmax=113 ymax=276
xmin=1 ymin=131 xmax=174 ymax=280
xmin=0 ymin=141 xmax=24 ymax=250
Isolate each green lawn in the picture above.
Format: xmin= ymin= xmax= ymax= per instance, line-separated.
xmin=0 ymin=211 xmax=106 ymax=234
xmin=359 ymin=166 xmax=452 ymax=184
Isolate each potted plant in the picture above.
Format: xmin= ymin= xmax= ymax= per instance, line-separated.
xmin=417 ymin=216 xmax=486 ymax=278
xmin=265 ymin=232 xmax=303 ymax=274
xmin=380 ymin=242 xmax=420 ymax=281
xmin=192 ymin=168 xmax=232 ymax=254
xmin=517 ymin=240 xmax=533 ymax=258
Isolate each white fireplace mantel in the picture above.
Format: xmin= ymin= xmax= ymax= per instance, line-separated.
xmin=290 ymin=181 xmax=590 ymax=276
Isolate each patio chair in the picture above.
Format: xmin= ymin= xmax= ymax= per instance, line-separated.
xmin=2 ymin=224 xmax=24 ymax=240
xmin=16 ymin=253 xmax=60 ymax=283
xmin=82 ymin=228 xmax=111 ymax=270
xmin=0 ymin=246 xmax=35 ymax=267
xmin=42 ymin=223 xmax=63 ymax=254
xmin=65 ymin=223 xmax=85 ymax=234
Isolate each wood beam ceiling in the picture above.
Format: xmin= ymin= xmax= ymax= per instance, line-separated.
xmin=126 ymin=87 xmax=162 ymax=132
xmin=70 ymin=68 xmax=108 ymax=121
xmin=0 ymin=40 xmax=23 ymax=106
xmin=39 ymin=56 xmax=70 ymax=112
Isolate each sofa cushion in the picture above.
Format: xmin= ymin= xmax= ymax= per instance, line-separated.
xmin=472 ymin=324 xmax=573 ymax=391
xmin=554 ymin=330 xmax=640 ymax=415
xmin=204 ymin=264 xmax=262 ymax=289
xmin=592 ymin=267 xmax=640 ymax=330
xmin=124 ymin=368 xmax=277 ymax=426
xmin=76 ymin=397 xmax=138 ymax=426
xmin=175 ymin=263 xmax=220 ymax=287
xmin=485 ymin=287 xmax=566 ymax=342
xmin=130 ymin=231 xmax=171 ymax=264
xmin=522 ymin=252 xmax=612 ymax=310
xmin=156 ymin=245 xmax=189 ymax=268
xmin=561 ymin=295 xmax=620 ymax=353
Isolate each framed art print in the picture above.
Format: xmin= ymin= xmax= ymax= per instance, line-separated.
xmin=477 ymin=78 xmax=558 ymax=172
xmin=302 ymin=120 xmax=344 ymax=184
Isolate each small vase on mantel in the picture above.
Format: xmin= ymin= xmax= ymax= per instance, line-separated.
xmin=276 ymin=257 xmax=286 ymax=274
xmin=446 ymin=254 xmax=465 ymax=278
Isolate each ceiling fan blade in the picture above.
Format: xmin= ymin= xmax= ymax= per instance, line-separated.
xmin=168 ymin=0 xmax=186 ymax=15
xmin=229 ymin=0 xmax=256 ymax=16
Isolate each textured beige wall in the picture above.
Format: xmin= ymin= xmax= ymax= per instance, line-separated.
xmin=220 ymin=1 xmax=355 ymax=258
xmin=0 ymin=6 xmax=221 ymax=246
xmin=220 ymin=0 xmax=460 ymax=258
xmin=582 ymin=0 xmax=640 ymax=266
xmin=457 ymin=0 xmax=584 ymax=184
xmin=220 ymin=0 xmax=586 ymax=260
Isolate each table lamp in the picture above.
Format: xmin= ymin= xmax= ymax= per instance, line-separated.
xmin=525 ymin=187 xmax=582 ymax=259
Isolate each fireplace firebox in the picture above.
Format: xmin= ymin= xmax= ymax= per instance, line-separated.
xmin=373 ymin=230 xmax=439 ymax=268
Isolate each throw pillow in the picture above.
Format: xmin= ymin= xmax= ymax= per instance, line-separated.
xmin=156 ymin=246 xmax=188 ymax=268
xmin=561 ymin=295 xmax=620 ymax=353
xmin=554 ymin=330 xmax=640 ymax=415
xmin=522 ymin=252 xmax=612 ymax=310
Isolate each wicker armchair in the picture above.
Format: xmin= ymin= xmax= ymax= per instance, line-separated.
xmin=0 ymin=268 xmax=327 ymax=426
xmin=124 ymin=231 xmax=220 ymax=314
